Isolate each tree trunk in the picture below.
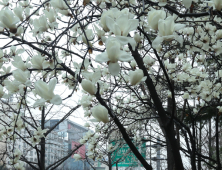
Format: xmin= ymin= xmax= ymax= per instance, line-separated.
xmin=40 ymin=107 xmax=45 ymax=170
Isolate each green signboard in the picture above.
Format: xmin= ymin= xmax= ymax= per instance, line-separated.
xmin=111 ymin=139 xmax=146 ymax=167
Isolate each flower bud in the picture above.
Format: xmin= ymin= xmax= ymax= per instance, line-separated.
xmin=92 ymin=105 xmax=109 ymax=123
xmin=81 ymin=79 xmax=96 ymax=95
xmin=129 ymin=69 xmax=146 ymax=85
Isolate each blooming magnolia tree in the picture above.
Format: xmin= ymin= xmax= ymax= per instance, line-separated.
xmin=0 ymin=0 xmax=222 ymax=169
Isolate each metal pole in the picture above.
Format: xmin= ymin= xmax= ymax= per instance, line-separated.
xmin=138 ymin=126 xmax=141 ymax=170
xmin=157 ymin=137 xmax=160 ymax=170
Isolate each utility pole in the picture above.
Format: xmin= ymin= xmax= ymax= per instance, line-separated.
xmin=146 ymin=136 xmax=165 ymax=170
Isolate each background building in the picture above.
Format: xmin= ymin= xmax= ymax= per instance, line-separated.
xmin=45 ymin=119 xmax=93 ymax=170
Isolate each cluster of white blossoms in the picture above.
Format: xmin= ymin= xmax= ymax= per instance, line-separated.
xmin=0 ymin=0 xmax=222 ymax=168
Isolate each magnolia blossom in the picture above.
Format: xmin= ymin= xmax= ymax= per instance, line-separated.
xmin=82 ymin=29 xmax=94 ymax=48
xmin=106 ymin=14 xmax=138 ymax=36
xmin=31 ymin=16 xmax=49 ymax=36
xmin=182 ymin=92 xmax=189 ymax=99
xmin=129 ymin=69 xmax=147 ymax=85
xmin=44 ymin=9 xmax=57 ymax=23
xmin=34 ymin=78 xmax=62 ymax=107
xmin=30 ymin=136 xmax=41 ymax=146
xmin=152 ymin=16 xmax=185 ymax=49
xmin=14 ymin=161 xmax=25 ymax=170
xmin=14 ymin=149 xmax=22 ymax=161
xmin=13 ymin=69 xmax=31 ymax=86
xmin=206 ymin=0 xmax=222 ymax=11
xmin=4 ymin=80 xmax=21 ymax=93
xmin=95 ymin=39 xmax=133 ymax=76
xmin=73 ymin=154 xmax=82 ymax=160
xmin=13 ymin=6 xmax=23 ymax=21
xmin=81 ymin=79 xmax=97 ymax=95
xmin=50 ymin=0 xmax=70 ymax=16
xmin=31 ymin=54 xmax=49 ymax=69
xmin=0 ymin=85 xmax=4 ymax=98
xmin=158 ymin=0 xmax=167 ymax=6
xmin=34 ymin=127 xmax=47 ymax=138
xmin=0 ymin=50 xmax=5 ymax=68
xmin=91 ymin=105 xmax=109 ymax=123
xmin=147 ymin=10 xmax=166 ymax=30
xmin=50 ymin=0 xmax=69 ymax=10
xmin=158 ymin=16 xmax=185 ymax=37
xmin=0 ymin=9 xmax=20 ymax=33
xmin=12 ymin=56 xmax=31 ymax=71
xmin=100 ymin=8 xmax=120 ymax=32
xmin=81 ymin=71 xmax=101 ymax=95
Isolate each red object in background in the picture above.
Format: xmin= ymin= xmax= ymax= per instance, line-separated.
xmin=71 ymin=141 xmax=86 ymax=159
xmin=68 ymin=124 xmax=71 ymax=129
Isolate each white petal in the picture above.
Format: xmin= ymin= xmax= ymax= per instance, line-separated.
xmin=116 ymin=36 xmax=136 ymax=51
xmin=25 ymin=80 xmax=32 ymax=87
xmin=95 ymin=53 xmax=109 ymax=63
xmin=50 ymin=95 xmax=62 ymax=105
xmin=174 ymin=35 xmax=184 ymax=47
xmin=141 ymin=76 xmax=147 ymax=82
xmin=152 ymin=36 xmax=164 ymax=49
xmin=108 ymin=62 xmax=120 ymax=76
xmin=106 ymin=16 xmax=115 ymax=33
xmin=174 ymin=24 xmax=186 ymax=31
xmin=89 ymin=119 xmax=100 ymax=122
xmin=92 ymin=71 xmax=101 ymax=83
xmin=33 ymin=98 xmax=46 ymax=107
xmin=158 ymin=2 xmax=167 ymax=6
xmin=48 ymin=78 xmax=57 ymax=92
xmin=182 ymin=0 xmax=192 ymax=8
xmin=118 ymin=51 xmax=133 ymax=62
xmin=42 ymin=61 xmax=50 ymax=69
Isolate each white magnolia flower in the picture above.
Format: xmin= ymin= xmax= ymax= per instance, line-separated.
xmin=84 ymin=123 xmax=90 ymax=127
xmin=81 ymin=71 xmax=101 ymax=95
xmin=13 ymin=6 xmax=24 ymax=21
xmin=73 ymin=154 xmax=82 ymax=160
xmin=0 ymin=85 xmax=4 ymax=98
xmin=147 ymin=10 xmax=166 ymax=30
xmin=14 ymin=149 xmax=22 ymax=161
xmin=34 ymin=127 xmax=47 ymax=138
xmin=4 ymin=80 xmax=21 ymax=93
xmin=100 ymin=8 xmax=122 ymax=32
xmin=31 ymin=16 xmax=49 ymax=36
xmin=44 ymin=9 xmax=57 ymax=23
xmin=0 ymin=50 xmax=5 ymax=68
xmin=19 ymin=0 xmax=31 ymax=8
xmin=13 ymin=69 xmax=31 ymax=86
xmin=12 ymin=56 xmax=31 ymax=71
xmin=31 ymin=54 xmax=49 ymax=69
xmin=158 ymin=0 xmax=167 ymax=6
xmin=82 ymin=29 xmax=94 ymax=47
xmin=50 ymin=0 xmax=69 ymax=10
xmin=152 ymin=16 xmax=185 ymax=49
xmin=14 ymin=161 xmax=25 ymax=170
xmin=134 ymin=33 xmax=142 ymax=43
xmin=91 ymin=105 xmax=109 ymax=123
xmin=95 ymin=38 xmax=133 ymax=76
xmin=0 ymin=9 xmax=20 ymax=33
xmin=158 ymin=16 xmax=185 ymax=37
xmin=34 ymin=78 xmax=62 ymax=107
xmin=206 ymin=0 xmax=222 ymax=11
xmin=129 ymin=69 xmax=147 ymax=85
xmin=81 ymin=79 xmax=97 ymax=95
xmin=0 ymin=0 xmax=10 ymax=7
xmin=182 ymin=92 xmax=189 ymax=99
xmin=106 ymin=14 xmax=138 ymax=36
xmin=30 ymin=136 xmax=41 ymax=146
